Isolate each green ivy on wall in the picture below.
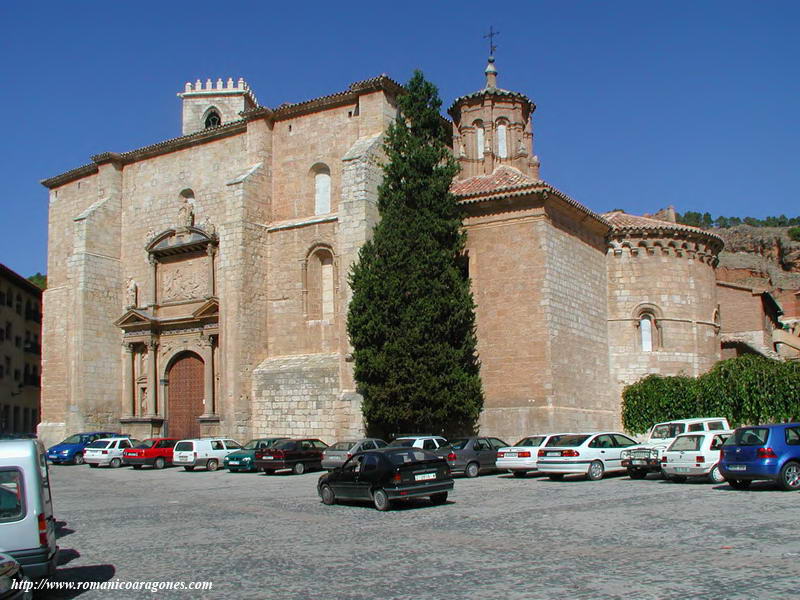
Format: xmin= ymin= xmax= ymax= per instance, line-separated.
xmin=622 ymin=355 xmax=800 ymax=433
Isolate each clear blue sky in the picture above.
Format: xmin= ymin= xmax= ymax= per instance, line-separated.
xmin=1 ymin=1 xmax=797 ymax=277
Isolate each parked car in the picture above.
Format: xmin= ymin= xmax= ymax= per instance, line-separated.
xmin=496 ymin=433 xmax=573 ymax=477
xmin=223 ymin=438 xmax=289 ymax=472
xmin=46 ymin=431 xmax=126 ymax=465
xmin=387 ymin=435 xmax=449 ymax=451
xmin=254 ymin=439 xmax=328 ymax=475
xmin=321 ymin=438 xmax=387 ymax=471
xmin=537 ymin=432 xmax=638 ymax=480
xmin=318 ymin=447 xmax=454 ymax=511
xmin=440 ymin=436 xmax=508 ymax=478
xmin=620 ymin=418 xmax=730 ymax=479
xmin=122 ymin=438 xmax=180 ymax=470
xmin=661 ymin=430 xmax=733 ymax=483
xmin=172 ymin=438 xmax=243 ymax=471
xmin=0 ymin=552 xmax=32 ymax=600
xmin=0 ymin=439 xmax=57 ymax=581
xmin=720 ymin=423 xmax=800 ymax=490
xmin=83 ymin=437 xmax=140 ymax=468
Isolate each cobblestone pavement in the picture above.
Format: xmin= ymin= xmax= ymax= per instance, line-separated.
xmin=42 ymin=464 xmax=800 ymax=600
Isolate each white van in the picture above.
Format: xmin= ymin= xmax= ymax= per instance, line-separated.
xmin=172 ymin=438 xmax=242 ymax=471
xmin=0 ymin=439 xmax=58 ymax=580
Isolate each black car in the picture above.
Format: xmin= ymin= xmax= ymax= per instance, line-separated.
xmin=317 ymin=447 xmax=454 ymax=511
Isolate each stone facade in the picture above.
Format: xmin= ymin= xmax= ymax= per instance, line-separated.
xmin=40 ymin=61 xmax=755 ymax=446
xmin=0 ymin=264 xmax=42 ymax=434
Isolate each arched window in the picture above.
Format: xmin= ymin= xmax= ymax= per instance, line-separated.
xmin=640 ymin=315 xmax=654 ymax=352
xmin=496 ymin=122 xmax=508 ymax=159
xmin=312 ymin=164 xmax=331 ymax=215
xmin=306 ymin=247 xmax=335 ymax=321
xmin=474 ymin=121 xmax=485 ymax=160
xmin=204 ymin=108 xmax=221 ymax=129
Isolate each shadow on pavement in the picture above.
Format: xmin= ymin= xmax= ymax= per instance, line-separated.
xmin=40 ymin=564 xmax=116 ymax=599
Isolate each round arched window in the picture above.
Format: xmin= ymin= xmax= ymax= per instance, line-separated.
xmin=204 ymin=110 xmax=221 ymax=128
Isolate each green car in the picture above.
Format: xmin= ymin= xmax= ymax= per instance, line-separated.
xmin=223 ymin=438 xmax=289 ymax=472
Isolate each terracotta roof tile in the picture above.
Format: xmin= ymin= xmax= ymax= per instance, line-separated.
xmin=603 ymin=211 xmax=724 ymax=244
xmin=450 ymin=166 xmax=537 ymax=196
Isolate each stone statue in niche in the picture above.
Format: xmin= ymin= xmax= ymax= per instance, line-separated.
xmin=178 ymin=199 xmax=195 ymax=228
xmin=457 ymin=138 xmax=465 ymax=158
xmin=126 ymin=278 xmax=138 ymax=309
xmin=517 ymin=138 xmax=527 ymax=155
xmin=200 ymin=215 xmax=216 ymax=236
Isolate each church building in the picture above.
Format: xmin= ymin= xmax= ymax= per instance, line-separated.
xmin=39 ymin=61 xmax=724 ymax=446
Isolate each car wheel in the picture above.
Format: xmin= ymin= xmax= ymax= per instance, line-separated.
xmin=512 ymin=471 xmax=527 ymax=478
xmin=206 ymin=459 xmax=219 ymax=472
xmin=548 ymin=474 xmax=564 ymax=481
xmin=708 ymin=465 xmax=725 ymax=484
xmin=372 ymin=488 xmax=390 ymax=511
xmin=728 ymin=479 xmax=751 ymax=490
xmin=184 ymin=466 xmax=195 ymax=471
xmin=132 ymin=464 xmax=142 ymax=470
xmin=88 ymin=463 xmax=99 ymax=468
xmin=320 ymin=484 xmax=336 ymax=505
xmin=465 ymin=462 xmax=480 ymax=478
xmin=587 ymin=460 xmax=604 ymax=481
xmin=778 ymin=461 xmax=800 ymax=491
xmin=628 ymin=469 xmax=647 ymax=480
xmin=110 ymin=458 xmax=122 ymax=468
xmin=73 ymin=453 xmax=84 ymax=466
xmin=293 ymin=462 xmax=306 ymax=475
xmin=154 ymin=457 xmax=165 ymax=470
xmin=430 ymin=492 xmax=448 ymax=505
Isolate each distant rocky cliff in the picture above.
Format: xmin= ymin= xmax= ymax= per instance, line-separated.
xmin=714 ymin=226 xmax=800 ymax=301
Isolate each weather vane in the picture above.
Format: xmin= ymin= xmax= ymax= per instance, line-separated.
xmin=484 ymin=26 xmax=499 ymax=56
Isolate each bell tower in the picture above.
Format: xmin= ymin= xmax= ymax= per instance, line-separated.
xmin=448 ymin=57 xmax=540 ymax=180
xmin=177 ymin=77 xmax=258 ymax=136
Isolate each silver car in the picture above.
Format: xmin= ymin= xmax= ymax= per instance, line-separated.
xmin=321 ymin=438 xmax=387 ymax=470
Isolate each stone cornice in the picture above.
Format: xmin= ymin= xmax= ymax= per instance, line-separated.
xmin=41 ymin=120 xmax=248 ymax=189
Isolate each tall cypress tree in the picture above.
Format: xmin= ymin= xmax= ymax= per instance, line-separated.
xmin=347 ymin=71 xmax=484 ymax=438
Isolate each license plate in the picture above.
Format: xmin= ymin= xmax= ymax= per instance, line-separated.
xmin=632 ymin=460 xmax=646 ymax=465
xmin=547 ymin=451 xmax=560 ymax=456
xmin=505 ymin=453 xmax=518 ymax=458
xmin=228 ymin=461 xmax=239 ymax=465
xmin=415 ymin=473 xmax=436 ymax=481
xmin=728 ymin=464 xmax=746 ymax=471
xmin=675 ymin=467 xmax=690 ymax=473
xmin=261 ymin=456 xmax=273 ymax=460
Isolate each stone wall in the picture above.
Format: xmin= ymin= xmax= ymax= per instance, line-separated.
xmin=607 ymin=241 xmax=721 ymax=419
xmin=251 ymin=353 xmax=362 ymax=441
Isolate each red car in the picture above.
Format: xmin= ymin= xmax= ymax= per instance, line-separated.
xmin=254 ymin=438 xmax=328 ymax=475
xmin=122 ymin=438 xmax=179 ymax=469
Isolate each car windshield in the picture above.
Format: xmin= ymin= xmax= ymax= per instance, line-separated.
xmin=547 ymin=435 xmax=590 ymax=447
xmin=61 ymin=435 xmax=82 ymax=445
xmin=515 ymin=437 xmax=545 ymax=447
xmin=668 ymin=435 xmax=703 ymax=452
xmin=388 ymin=439 xmax=416 ymax=447
xmin=651 ymin=423 xmax=686 ymax=439
xmin=387 ymin=450 xmax=437 ymax=465
xmin=174 ymin=442 xmax=193 ymax=452
xmin=136 ymin=440 xmax=157 ymax=449
xmin=447 ymin=439 xmax=469 ymax=450
xmin=86 ymin=440 xmax=110 ymax=449
xmin=724 ymin=428 xmax=769 ymax=447
xmin=242 ymin=440 xmax=263 ymax=450
xmin=329 ymin=441 xmax=357 ymax=451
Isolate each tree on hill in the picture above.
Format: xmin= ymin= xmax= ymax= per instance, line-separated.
xmin=346 ymin=70 xmax=484 ymax=438
xmin=27 ymin=273 xmax=47 ymax=290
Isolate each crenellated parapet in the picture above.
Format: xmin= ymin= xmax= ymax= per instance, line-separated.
xmin=604 ymin=211 xmax=723 ymax=267
xmin=179 ymin=77 xmax=258 ymax=107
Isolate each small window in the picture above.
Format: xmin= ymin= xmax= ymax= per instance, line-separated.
xmin=473 ymin=439 xmax=487 ymax=451
xmin=311 ymin=440 xmax=328 ymax=450
xmin=475 ymin=123 xmax=485 ymax=159
xmin=174 ymin=441 xmax=193 ymax=452
xmin=204 ymin=109 xmax=221 ymax=128
xmin=211 ymin=441 xmax=224 ymax=450
xmin=0 ymin=468 xmax=25 ymax=523
xmin=688 ymin=423 xmax=704 ymax=432
xmin=707 ymin=421 xmax=725 ymax=431
xmin=612 ymin=434 xmax=636 ymax=447
xmin=422 ymin=439 xmax=437 ymax=450
xmin=225 ymin=440 xmax=242 ymax=450
xmin=489 ymin=438 xmax=508 ymax=449
xmin=363 ymin=454 xmax=379 ymax=472
xmin=360 ymin=440 xmax=376 ymax=451
xmin=640 ymin=315 xmax=653 ymax=352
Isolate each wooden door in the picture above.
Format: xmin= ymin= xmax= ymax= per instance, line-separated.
xmin=167 ymin=353 xmax=204 ymax=440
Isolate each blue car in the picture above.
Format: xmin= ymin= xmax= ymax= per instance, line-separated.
xmin=46 ymin=431 xmax=125 ymax=465
xmin=720 ymin=423 xmax=800 ymax=490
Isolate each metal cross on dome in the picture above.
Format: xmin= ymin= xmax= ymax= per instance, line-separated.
xmin=484 ymin=26 xmax=499 ymax=56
